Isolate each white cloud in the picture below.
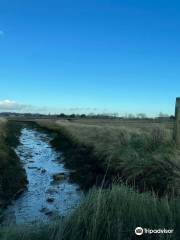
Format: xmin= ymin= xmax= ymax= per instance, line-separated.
xmin=0 ymin=99 xmax=29 ymax=111
xmin=0 ymin=99 xmax=50 ymax=113
xmin=0 ymin=99 xmax=100 ymax=114
xmin=0 ymin=99 xmax=16 ymax=105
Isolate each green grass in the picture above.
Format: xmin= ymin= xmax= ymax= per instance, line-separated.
xmin=1 ymin=184 xmax=179 ymax=240
xmin=0 ymin=119 xmax=27 ymax=209
xmin=36 ymin=120 xmax=180 ymax=196
xmin=1 ymin=119 xmax=180 ymax=240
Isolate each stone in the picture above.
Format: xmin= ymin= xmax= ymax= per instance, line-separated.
xmin=28 ymin=166 xmax=38 ymax=169
xmin=27 ymin=153 xmax=33 ymax=158
xmin=39 ymin=207 xmax=53 ymax=216
xmin=46 ymin=188 xmax=58 ymax=194
xmin=41 ymin=169 xmax=47 ymax=173
xmin=45 ymin=211 xmax=53 ymax=216
xmin=46 ymin=197 xmax=55 ymax=203
xmin=53 ymin=172 xmax=66 ymax=181
xmin=40 ymin=207 xmax=49 ymax=213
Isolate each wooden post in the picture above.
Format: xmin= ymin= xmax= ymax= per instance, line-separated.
xmin=174 ymin=97 xmax=180 ymax=145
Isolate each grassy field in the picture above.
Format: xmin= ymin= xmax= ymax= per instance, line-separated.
xmin=1 ymin=118 xmax=180 ymax=239
xmin=59 ymin=117 xmax=174 ymax=129
xmin=36 ymin=119 xmax=180 ymax=196
xmin=0 ymin=119 xmax=27 ymax=211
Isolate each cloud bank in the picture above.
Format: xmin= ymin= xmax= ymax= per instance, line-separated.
xmin=0 ymin=99 xmax=29 ymax=111
xmin=0 ymin=99 xmax=99 ymax=114
xmin=0 ymin=99 xmax=166 ymax=117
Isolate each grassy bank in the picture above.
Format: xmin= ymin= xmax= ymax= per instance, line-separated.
xmin=1 ymin=184 xmax=179 ymax=240
xmin=0 ymin=119 xmax=27 ymax=210
xmin=1 ymin=118 xmax=179 ymax=239
xmin=36 ymin=120 xmax=180 ymax=196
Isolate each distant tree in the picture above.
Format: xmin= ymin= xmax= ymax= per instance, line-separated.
xmin=170 ymin=115 xmax=175 ymax=120
xmin=80 ymin=114 xmax=86 ymax=118
xmin=127 ymin=114 xmax=135 ymax=119
xmin=58 ymin=113 xmax=66 ymax=118
xmin=158 ymin=112 xmax=169 ymax=117
xmin=136 ymin=113 xmax=147 ymax=119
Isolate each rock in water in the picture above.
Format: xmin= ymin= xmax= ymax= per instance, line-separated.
xmin=53 ymin=172 xmax=66 ymax=181
xmin=46 ymin=197 xmax=55 ymax=203
xmin=39 ymin=207 xmax=53 ymax=216
xmin=41 ymin=169 xmax=47 ymax=173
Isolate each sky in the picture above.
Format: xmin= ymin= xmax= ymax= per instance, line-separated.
xmin=0 ymin=0 xmax=180 ymax=116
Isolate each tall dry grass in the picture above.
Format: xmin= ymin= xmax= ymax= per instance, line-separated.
xmin=37 ymin=120 xmax=180 ymax=196
xmin=1 ymin=119 xmax=180 ymax=239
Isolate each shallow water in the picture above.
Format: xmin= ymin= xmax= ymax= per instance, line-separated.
xmin=3 ymin=128 xmax=82 ymax=224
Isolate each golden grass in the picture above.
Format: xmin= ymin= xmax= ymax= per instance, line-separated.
xmin=36 ymin=119 xmax=180 ymax=195
xmin=37 ymin=119 xmax=173 ymax=157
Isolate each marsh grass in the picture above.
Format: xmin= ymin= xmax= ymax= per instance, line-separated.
xmin=1 ymin=185 xmax=179 ymax=240
xmin=0 ymin=119 xmax=27 ymax=209
xmin=37 ymin=120 xmax=180 ymax=196
xmin=1 ymin=119 xmax=180 ymax=240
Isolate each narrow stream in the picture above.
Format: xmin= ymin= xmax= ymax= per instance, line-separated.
xmin=3 ymin=127 xmax=82 ymax=224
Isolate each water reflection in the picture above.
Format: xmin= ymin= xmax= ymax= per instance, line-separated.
xmin=4 ymin=128 xmax=82 ymax=224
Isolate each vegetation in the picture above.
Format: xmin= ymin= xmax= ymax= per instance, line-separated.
xmin=0 ymin=111 xmax=174 ymax=120
xmin=0 ymin=119 xmax=27 ymax=209
xmin=1 ymin=118 xmax=180 ymax=239
xmin=36 ymin=120 xmax=180 ymax=196
xmin=1 ymin=184 xmax=179 ymax=240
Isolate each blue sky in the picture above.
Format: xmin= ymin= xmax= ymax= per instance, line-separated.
xmin=0 ymin=0 xmax=180 ymax=116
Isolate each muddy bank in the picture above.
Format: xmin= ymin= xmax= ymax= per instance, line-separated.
xmin=34 ymin=124 xmax=111 ymax=190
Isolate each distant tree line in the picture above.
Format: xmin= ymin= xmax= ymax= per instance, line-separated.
xmin=0 ymin=111 xmax=175 ymax=120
